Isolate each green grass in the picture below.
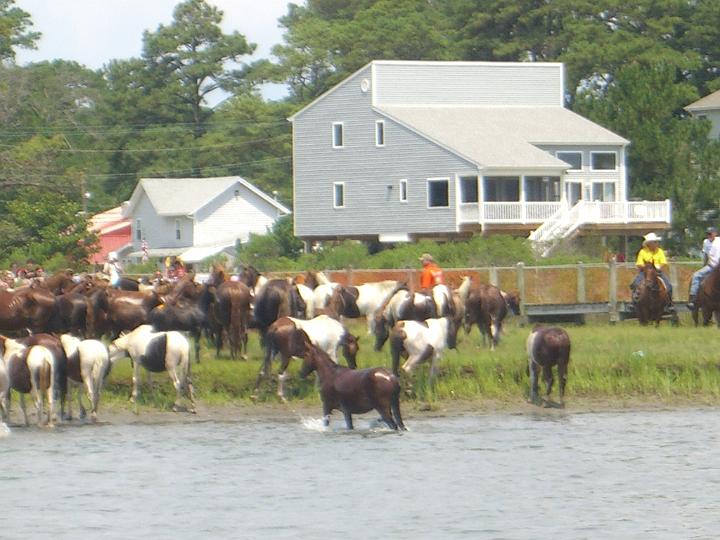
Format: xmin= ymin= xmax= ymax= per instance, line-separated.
xmin=99 ymin=314 xmax=720 ymax=412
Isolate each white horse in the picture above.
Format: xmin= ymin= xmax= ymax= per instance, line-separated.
xmin=295 ymin=283 xmax=315 ymax=319
xmin=109 ymin=325 xmax=195 ymax=414
xmin=389 ymin=317 xmax=459 ymax=383
xmin=60 ymin=335 xmax=111 ymax=422
xmin=288 ymin=315 xmax=357 ymax=363
xmin=26 ymin=345 xmax=57 ymax=426
xmin=312 ymin=282 xmax=339 ymax=313
xmin=354 ymin=280 xmax=401 ymax=332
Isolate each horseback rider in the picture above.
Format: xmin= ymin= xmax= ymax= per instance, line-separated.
xmin=631 ymin=233 xmax=674 ymax=308
xmin=688 ymin=226 xmax=720 ymax=310
xmin=102 ymin=251 xmax=122 ymax=287
xmin=419 ymin=253 xmax=444 ymax=290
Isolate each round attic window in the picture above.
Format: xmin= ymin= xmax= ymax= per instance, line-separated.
xmin=360 ymin=78 xmax=370 ymax=93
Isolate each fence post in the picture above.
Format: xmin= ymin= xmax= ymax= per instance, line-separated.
xmin=489 ymin=267 xmax=499 ymax=287
xmin=669 ymin=264 xmax=680 ymax=300
xmin=346 ymin=266 xmax=353 ymax=286
xmin=516 ymin=262 xmax=526 ymax=325
xmin=576 ymin=263 xmax=586 ymax=303
xmin=608 ymin=259 xmax=618 ymax=324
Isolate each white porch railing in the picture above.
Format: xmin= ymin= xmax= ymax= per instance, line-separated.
xmin=459 ymin=201 xmax=564 ymax=224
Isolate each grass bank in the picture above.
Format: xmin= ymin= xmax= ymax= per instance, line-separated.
xmin=98 ymin=313 xmax=720 ymax=415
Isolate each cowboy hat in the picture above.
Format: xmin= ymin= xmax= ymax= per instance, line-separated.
xmin=419 ymin=253 xmax=434 ymax=263
xmin=643 ymin=232 xmax=662 ymax=244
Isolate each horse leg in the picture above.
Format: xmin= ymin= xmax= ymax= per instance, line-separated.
xmin=702 ymin=306 xmax=712 ymax=326
xmin=543 ymin=365 xmax=554 ymax=405
xmin=193 ymin=329 xmax=201 ymax=364
xmin=46 ymin=378 xmax=55 ymax=428
xmin=341 ymin=407 xmax=354 ymax=430
xmin=428 ymin=353 xmax=440 ymax=387
xmin=85 ymin=376 xmax=98 ymax=422
xmin=558 ymin=359 xmax=568 ymax=408
xmin=252 ymin=345 xmax=275 ymax=401
xmin=528 ymin=361 xmax=540 ymax=405
xmin=322 ymin=401 xmax=332 ymax=428
xmin=19 ymin=392 xmax=29 ymax=427
xmin=390 ymin=387 xmax=406 ymax=430
xmin=130 ymin=361 xmax=140 ymax=415
xmin=168 ymin=365 xmax=183 ymax=412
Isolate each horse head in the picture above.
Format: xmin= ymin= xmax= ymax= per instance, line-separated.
xmin=503 ymin=290 xmax=521 ymax=315
xmin=340 ymin=333 xmax=360 ymax=369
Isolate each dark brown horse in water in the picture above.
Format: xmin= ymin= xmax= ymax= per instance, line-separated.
xmin=298 ymin=336 xmax=406 ymax=431
xmin=636 ymin=263 xmax=670 ymax=326
xmin=693 ymin=264 xmax=720 ymax=326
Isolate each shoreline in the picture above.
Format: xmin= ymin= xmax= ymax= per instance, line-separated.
xmin=18 ymin=396 xmax=717 ymax=427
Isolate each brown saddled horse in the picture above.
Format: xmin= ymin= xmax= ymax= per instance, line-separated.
xmin=636 ymin=263 xmax=669 ymax=326
xmin=693 ymin=264 xmax=720 ymax=326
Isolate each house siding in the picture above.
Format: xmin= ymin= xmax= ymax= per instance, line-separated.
xmin=194 ymin=185 xmax=282 ymax=245
xmin=293 ymin=66 xmax=477 ymax=239
xmin=373 ymin=62 xmax=563 ymax=107
xmin=131 ymin=195 xmax=193 ymax=251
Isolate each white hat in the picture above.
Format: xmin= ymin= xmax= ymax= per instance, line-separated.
xmin=643 ymin=232 xmax=662 ymax=244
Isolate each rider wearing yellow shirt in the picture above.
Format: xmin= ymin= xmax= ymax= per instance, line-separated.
xmin=631 ymin=232 xmax=673 ymax=307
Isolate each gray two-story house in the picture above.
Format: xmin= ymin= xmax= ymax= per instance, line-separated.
xmin=290 ymin=60 xmax=671 ymax=246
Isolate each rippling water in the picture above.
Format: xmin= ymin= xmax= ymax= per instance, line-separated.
xmin=2 ymin=409 xmax=720 ymax=539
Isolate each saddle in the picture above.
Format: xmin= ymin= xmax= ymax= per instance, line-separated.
xmin=632 ymin=275 xmax=668 ymax=304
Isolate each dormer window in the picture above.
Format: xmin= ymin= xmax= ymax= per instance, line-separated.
xmin=332 ymin=122 xmax=344 ymax=148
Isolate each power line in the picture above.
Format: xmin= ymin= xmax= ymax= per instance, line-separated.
xmin=0 ymin=133 xmax=290 ymax=153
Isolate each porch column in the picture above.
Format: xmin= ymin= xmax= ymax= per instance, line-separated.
xmin=478 ymin=174 xmax=484 ymax=225
xmin=520 ymin=175 xmax=526 ymax=223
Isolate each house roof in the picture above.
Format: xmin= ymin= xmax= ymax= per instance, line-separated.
xmin=376 ymin=106 xmax=629 ymax=170
xmin=685 ymin=89 xmax=720 ymax=112
xmin=125 ymin=176 xmax=291 ymax=217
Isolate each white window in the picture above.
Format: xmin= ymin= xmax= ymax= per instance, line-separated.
xmin=591 ymin=152 xmax=617 ymax=170
xmin=332 ymin=122 xmax=344 ymax=148
xmin=175 ymin=219 xmax=181 ymax=240
xmin=427 ymin=178 xmax=449 ymax=208
xmin=375 ymin=120 xmax=385 ymax=147
xmin=557 ymin=151 xmax=582 ymax=170
xmin=399 ymin=179 xmax=407 ymax=202
xmin=135 ymin=219 xmax=142 ymax=241
xmin=333 ymin=182 xmax=345 ymax=208
xmin=592 ymin=182 xmax=616 ymax=202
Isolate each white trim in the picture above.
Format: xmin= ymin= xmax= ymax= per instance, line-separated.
xmin=333 ymin=182 xmax=346 ymax=209
xmin=332 ymin=122 xmax=344 ymax=149
xmin=556 ymin=150 xmax=582 ymax=171
xmin=372 ymin=59 xmax=564 ymax=68
xmin=375 ymin=120 xmax=385 ymax=147
xmin=399 ymin=179 xmax=408 ymax=203
xmin=427 ymin=177 xmax=450 ymax=209
xmin=590 ymin=151 xmax=618 ymax=171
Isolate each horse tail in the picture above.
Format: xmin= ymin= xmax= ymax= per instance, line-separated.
xmin=389 ymin=326 xmax=406 ymax=376
xmin=390 ymin=376 xmax=406 ymax=430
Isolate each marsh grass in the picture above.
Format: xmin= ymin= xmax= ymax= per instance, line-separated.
xmin=99 ymin=314 xmax=720 ymax=411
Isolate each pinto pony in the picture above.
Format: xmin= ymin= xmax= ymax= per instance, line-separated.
xmin=298 ymin=338 xmax=405 ymax=431
xmin=464 ymin=283 xmax=510 ymax=350
xmin=389 ymin=317 xmax=459 ymax=382
xmin=255 ymin=315 xmax=359 ymax=401
xmin=109 ymin=325 xmax=195 ymax=414
xmin=526 ymin=325 xmax=570 ymax=407
xmin=60 ymin=335 xmax=111 ymax=422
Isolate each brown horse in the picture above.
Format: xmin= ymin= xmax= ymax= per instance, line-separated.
xmin=464 ymin=283 xmax=510 ymax=350
xmin=693 ymin=264 xmax=720 ymax=326
xmin=527 ymin=325 xmax=571 ymax=407
xmin=636 ymin=263 xmax=669 ymax=326
xmin=208 ymin=264 xmax=252 ymax=359
xmin=298 ymin=337 xmax=406 ymax=431
xmin=39 ymin=269 xmax=76 ymax=295
xmin=0 ymin=286 xmax=57 ymax=335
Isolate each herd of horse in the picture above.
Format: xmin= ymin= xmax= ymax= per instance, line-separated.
xmin=0 ymin=264 xmax=570 ymax=431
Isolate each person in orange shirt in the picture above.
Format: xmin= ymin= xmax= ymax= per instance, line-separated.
xmin=419 ymin=253 xmax=444 ymax=290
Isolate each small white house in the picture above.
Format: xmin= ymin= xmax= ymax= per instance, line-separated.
xmin=685 ymin=89 xmax=720 ymax=139
xmin=123 ymin=176 xmax=291 ymax=263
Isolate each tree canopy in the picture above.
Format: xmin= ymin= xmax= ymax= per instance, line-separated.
xmin=1 ymin=0 xmax=720 ymax=265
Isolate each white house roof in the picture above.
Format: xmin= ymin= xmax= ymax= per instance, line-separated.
xmin=685 ymin=89 xmax=720 ymax=112
xmin=376 ymin=106 xmax=629 ymax=170
xmin=125 ymin=176 xmax=291 ymax=217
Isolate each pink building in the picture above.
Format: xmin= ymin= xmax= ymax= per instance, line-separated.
xmin=88 ymin=205 xmax=131 ymax=264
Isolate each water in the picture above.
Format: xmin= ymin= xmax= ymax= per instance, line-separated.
xmin=2 ymin=409 xmax=720 ymax=539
